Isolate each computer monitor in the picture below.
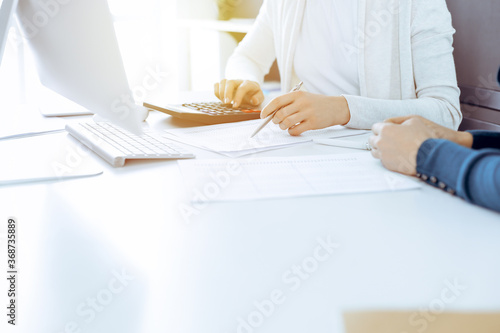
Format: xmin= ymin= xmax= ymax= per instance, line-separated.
xmin=0 ymin=0 xmax=18 ymax=67
xmin=447 ymin=0 xmax=500 ymax=130
xmin=13 ymin=0 xmax=146 ymax=132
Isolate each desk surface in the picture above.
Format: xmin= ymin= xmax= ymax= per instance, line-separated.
xmin=0 ymin=102 xmax=499 ymax=333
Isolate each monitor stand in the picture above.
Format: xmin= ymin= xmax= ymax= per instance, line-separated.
xmin=36 ymin=84 xmax=93 ymax=117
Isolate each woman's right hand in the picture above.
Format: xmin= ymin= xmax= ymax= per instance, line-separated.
xmin=214 ymin=79 xmax=264 ymax=108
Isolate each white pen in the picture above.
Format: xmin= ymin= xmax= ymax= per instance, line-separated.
xmin=314 ymin=138 xmax=372 ymax=151
xmin=250 ymin=81 xmax=303 ymax=138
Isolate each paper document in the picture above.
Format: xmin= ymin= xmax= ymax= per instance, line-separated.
xmin=0 ymin=132 xmax=103 ymax=186
xmin=178 ymin=153 xmax=420 ymax=202
xmin=164 ymin=120 xmax=368 ymax=157
xmin=0 ymin=104 xmax=66 ymax=140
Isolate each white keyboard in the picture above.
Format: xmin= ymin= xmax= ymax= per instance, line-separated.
xmin=66 ymin=121 xmax=195 ymax=167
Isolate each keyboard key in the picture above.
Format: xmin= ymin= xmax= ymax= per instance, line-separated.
xmin=66 ymin=121 xmax=195 ymax=167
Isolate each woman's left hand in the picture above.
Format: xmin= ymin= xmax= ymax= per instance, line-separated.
xmin=260 ymin=91 xmax=351 ymax=136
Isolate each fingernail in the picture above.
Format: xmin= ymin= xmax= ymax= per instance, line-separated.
xmin=251 ymin=97 xmax=258 ymax=105
xmin=224 ymin=98 xmax=229 ymax=104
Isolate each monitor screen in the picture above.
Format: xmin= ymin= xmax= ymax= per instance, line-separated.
xmin=0 ymin=0 xmax=18 ymax=67
xmin=15 ymin=0 xmax=145 ymax=132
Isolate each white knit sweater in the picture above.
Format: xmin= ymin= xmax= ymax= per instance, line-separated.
xmin=226 ymin=0 xmax=462 ymax=130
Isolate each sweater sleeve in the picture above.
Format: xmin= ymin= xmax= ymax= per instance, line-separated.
xmin=343 ymin=0 xmax=462 ymax=130
xmin=224 ymin=0 xmax=277 ymax=84
xmin=416 ymin=139 xmax=500 ymax=213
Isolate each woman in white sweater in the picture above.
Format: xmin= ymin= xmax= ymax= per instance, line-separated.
xmin=214 ymin=0 xmax=462 ymax=135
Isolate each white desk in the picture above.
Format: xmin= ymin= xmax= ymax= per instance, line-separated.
xmin=1 ymin=103 xmax=499 ymax=333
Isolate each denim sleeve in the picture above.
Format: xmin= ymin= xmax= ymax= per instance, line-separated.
xmin=416 ymin=139 xmax=500 ymax=213
xmin=468 ymin=130 xmax=500 ymax=150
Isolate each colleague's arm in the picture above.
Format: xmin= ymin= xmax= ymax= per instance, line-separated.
xmin=417 ymin=139 xmax=500 ymax=213
xmin=344 ymin=0 xmax=462 ymax=130
xmin=469 ymin=131 xmax=500 ymax=150
xmin=370 ymin=116 xmax=500 ymax=213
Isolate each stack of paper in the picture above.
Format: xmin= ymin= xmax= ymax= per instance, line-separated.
xmin=178 ymin=153 xmax=420 ymax=202
xmin=163 ymin=120 xmax=368 ymax=157
xmin=0 ymin=104 xmax=66 ymax=140
xmin=0 ymin=132 xmax=102 ymax=186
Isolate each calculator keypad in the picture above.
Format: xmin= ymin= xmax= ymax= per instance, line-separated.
xmin=182 ymin=102 xmax=260 ymax=116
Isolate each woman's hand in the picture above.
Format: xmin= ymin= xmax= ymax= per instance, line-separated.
xmin=214 ymin=79 xmax=264 ymax=108
xmin=369 ymin=115 xmax=473 ymax=176
xmin=260 ymin=92 xmax=351 ymax=136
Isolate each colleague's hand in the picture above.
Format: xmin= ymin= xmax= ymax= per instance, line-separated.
xmin=369 ymin=117 xmax=435 ymax=176
xmin=369 ymin=115 xmax=473 ymax=176
xmin=260 ymin=92 xmax=351 ymax=136
xmin=214 ymin=79 xmax=264 ymax=108
xmin=384 ymin=115 xmax=473 ymax=148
